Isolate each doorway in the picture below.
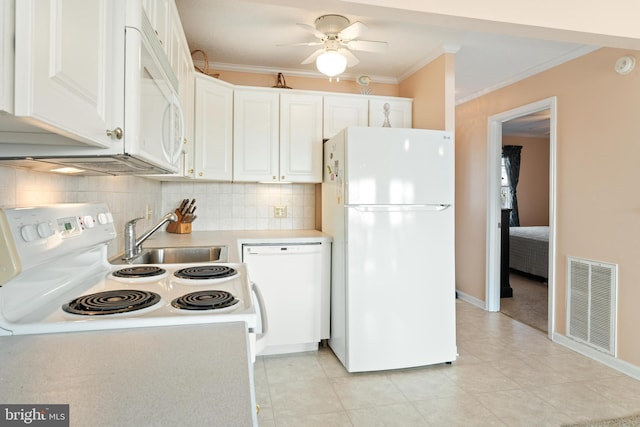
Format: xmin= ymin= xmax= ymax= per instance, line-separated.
xmin=485 ymin=97 xmax=557 ymax=339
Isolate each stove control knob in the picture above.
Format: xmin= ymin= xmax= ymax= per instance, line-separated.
xmin=20 ymin=224 xmax=38 ymax=242
xmin=82 ymin=215 xmax=96 ymax=228
xmin=36 ymin=222 xmax=54 ymax=238
xmin=97 ymin=213 xmax=108 ymax=224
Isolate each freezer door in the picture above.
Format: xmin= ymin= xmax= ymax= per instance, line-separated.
xmin=345 ymin=206 xmax=457 ymax=372
xmin=344 ymin=127 xmax=453 ymax=205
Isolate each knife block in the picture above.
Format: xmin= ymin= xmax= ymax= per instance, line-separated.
xmin=166 ymin=221 xmax=192 ymax=234
xmin=166 ymin=209 xmax=192 ymax=234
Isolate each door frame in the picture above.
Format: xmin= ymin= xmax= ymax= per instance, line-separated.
xmin=485 ymin=96 xmax=557 ymax=338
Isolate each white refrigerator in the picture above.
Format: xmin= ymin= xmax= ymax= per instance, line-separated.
xmin=322 ymin=127 xmax=457 ymax=372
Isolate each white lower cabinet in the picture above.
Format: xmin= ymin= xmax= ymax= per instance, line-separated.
xmin=233 ymin=88 xmax=323 ymax=183
xmin=193 ymin=73 xmax=234 ymax=180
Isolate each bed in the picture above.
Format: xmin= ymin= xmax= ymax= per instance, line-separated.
xmin=509 ymin=226 xmax=549 ymax=280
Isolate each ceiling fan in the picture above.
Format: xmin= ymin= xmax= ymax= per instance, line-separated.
xmin=283 ymin=14 xmax=388 ymax=78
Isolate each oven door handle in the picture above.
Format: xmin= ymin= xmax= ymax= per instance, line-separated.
xmin=251 ymin=282 xmax=268 ymax=336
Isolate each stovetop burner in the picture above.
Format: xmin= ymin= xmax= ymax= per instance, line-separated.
xmin=62 ymin=290 xmax=162 ymax=316
xmin=112 ymin=266 xmax=167 ymax=278
xmin=173 ymin=265 xmax=237 ymax=280
xmin=171 ymin=290 xmax=239 ymax=311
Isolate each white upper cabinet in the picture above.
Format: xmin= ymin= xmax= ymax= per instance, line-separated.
xmin=194 ymin=74 xmax=233 ymax=181
xmin=280 ymin=92 xmax=323 ymax=183
xmin=369 ymin=98 xmax=413 ymax=128
xmin=233 ymin=88 xmax=323 ymax=183
xmin=233 ymin=88 xmax=280 ymax=182
xmin=13 ymin=0 xmax=119 ymax=148
xmin=1 ymin=0 xmax=13 ymax=114
xmin=323 ymin=95 xmax=368 ymax=140
xmin=167 ymin=1 xmax=194 ymax=178
xmin=142 ymin=0 xmax=169 ymax=51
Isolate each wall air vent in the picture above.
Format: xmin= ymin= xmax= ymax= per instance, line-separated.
xmin=566 ymin=257 xmax=617 ymax=356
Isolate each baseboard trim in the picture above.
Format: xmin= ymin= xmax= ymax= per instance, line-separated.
xmin=553 ymin=333 xmax=640 ymax=381
xmin=455 ymin=290 xmax=486 ymax=310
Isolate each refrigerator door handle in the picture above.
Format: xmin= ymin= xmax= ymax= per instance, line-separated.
xmin=352 ymin=204 xmax=451 ymax=212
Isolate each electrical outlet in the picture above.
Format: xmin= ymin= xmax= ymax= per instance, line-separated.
xmin=145 ymin=204 xmax=152 ymax=220
xmin=273 ymin=206 xmax=287 ymax=218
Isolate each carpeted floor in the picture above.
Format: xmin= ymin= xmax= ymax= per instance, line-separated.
xmin=500 ymin=271 xmax=548 ymax=332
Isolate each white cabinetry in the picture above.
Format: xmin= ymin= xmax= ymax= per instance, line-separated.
xmin=193 ymin=74 xmax=233 ymax=181
xmin=13 ymin=0 xmax=119 ymax=148
xmin=369 ymin=98 xmax=412 ymax=128
xmin=142 ymin=0 xmax=169 ymax=51
xmin=279 ymin=93 xmax=323 ymax=183
xmin=323 ymin=95 xmax=368 ymax=140
xmin=167 ymin=1 xmax=194 ymax=178
xmin=1 ymin=0 xmax=13 ymax=114
xmin=233 ymin=88 xmax=279 ymax=182
xmin=233 ymin=88 xmax=323 ymax=183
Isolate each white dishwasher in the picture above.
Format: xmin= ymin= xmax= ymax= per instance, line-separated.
xmin=242 ymin=242 xmax=330 ymax=356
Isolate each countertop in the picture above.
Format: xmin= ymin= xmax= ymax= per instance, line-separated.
xmin=0 ymin=322 xmax=257 ymax=427
xmin=141 ymin=229 xmax=332 ymax=262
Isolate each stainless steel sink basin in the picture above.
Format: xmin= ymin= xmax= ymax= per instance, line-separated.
xmin=111 ymin=246 xmax=228 ymax=265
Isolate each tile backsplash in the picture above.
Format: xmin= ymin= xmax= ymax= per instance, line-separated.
xmin=162 ymin=182 xmax=316 ymax=231
xmin=0 ymin=166 xmax=317 ymax=256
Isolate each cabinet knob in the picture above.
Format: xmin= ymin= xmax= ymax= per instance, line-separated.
xmin=198 ymin=172 xmax=203 ymax=177
xmin=188 ymin=169 xmax=194 ymax=174
xmin=106 ymin=127 xmax=123 ymax=140
xmin=272 ymin=176 xmax=277 ymax=180
xmin=281 ymin=176 xmax=285 ymax=180
xmin=183 ymin=138 xmax=188 ymax=145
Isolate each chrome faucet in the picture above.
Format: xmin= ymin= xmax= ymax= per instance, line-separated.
xmin=123 ymin=211 xmax=178 ymax=261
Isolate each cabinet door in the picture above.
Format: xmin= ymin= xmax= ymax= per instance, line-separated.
xmin=194 ymin=74 xmax=233 ymax=181
xmin=233 ymin=89 xmax=279 ymax=182
xmin=323 ymin=95 xmax=368 ymax=139
xmin=169 ymin=2 xmax=193 ymax=178
xmin=1 ymin=0 xmax=13 ymax=113
xmin=369 ymin=98 xmax=413 ymax=128
xmin=14 ymin=0 xmax=117 ymax=148
xmin=280 ymin=93 xmax=323 ymax=183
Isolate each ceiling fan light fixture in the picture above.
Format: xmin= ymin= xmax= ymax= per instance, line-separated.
xmin=316 ymin=50 xmax=347 ymax=77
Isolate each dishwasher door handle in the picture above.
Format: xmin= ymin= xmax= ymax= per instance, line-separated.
xmin=251 ymin=282 xmax=269 ymax=336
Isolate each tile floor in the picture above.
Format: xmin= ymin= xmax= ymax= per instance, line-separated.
xmin=254 ymin=300 xmax=640 ymax=427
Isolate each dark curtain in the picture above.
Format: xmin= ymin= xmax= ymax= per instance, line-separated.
xmin=502 ymin=145 xmax=522 ymax=226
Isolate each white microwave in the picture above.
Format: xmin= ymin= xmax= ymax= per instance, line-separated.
xmin=0 ymin=2 xmax=183 ymax=175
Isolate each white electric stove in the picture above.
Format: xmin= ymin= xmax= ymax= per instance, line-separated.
xmin=0 ymin=203 xmax=264 ymax=350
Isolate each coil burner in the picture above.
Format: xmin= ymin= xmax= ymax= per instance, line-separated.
xmin=171 ymin=290 xmax=239 ymax=311
xmin=62 ymin=290 xmax=162 ymax=316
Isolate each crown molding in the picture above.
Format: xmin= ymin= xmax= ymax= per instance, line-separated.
xmin=455 ymin=45 xmax=600 ymax=105
xmin=198 ymin=60 xmax=400 ymax=84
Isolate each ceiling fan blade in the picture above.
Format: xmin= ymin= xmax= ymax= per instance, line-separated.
xmin=277 ymin=41 xmax=324 ymax=47
xmin=345 ymin=39 xmax=388 ymax=53
xmin=338 ymin=21 xmax=368 ymax=40
xmin=301 ymin=49 xmax=324 ymax=65
xmin=297 ymin=23 xmax=326 ymax=40
xmin=338 ymin=48 xmax=360 ymax=67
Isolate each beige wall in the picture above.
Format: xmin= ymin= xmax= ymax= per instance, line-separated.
xmin=503 ymin=135 xmax=549 ymax=226
xmin=456 ymin=47 xmax=640 ymax=366
xmin=212 ymin=70 xmax=400 ymax=97
xmin=399 ymin=53 xmax=455 ymax=131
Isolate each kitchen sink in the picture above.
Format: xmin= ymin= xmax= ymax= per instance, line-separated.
xmin=111 ymin=246 xmax=228 ymax=265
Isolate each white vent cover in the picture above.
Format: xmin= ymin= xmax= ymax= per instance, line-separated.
xmin=567 ymin=257 xmax=617 ymax=356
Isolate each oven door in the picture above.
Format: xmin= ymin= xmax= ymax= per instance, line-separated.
xmin=124 ymin=16 xmax=183 ymax=172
